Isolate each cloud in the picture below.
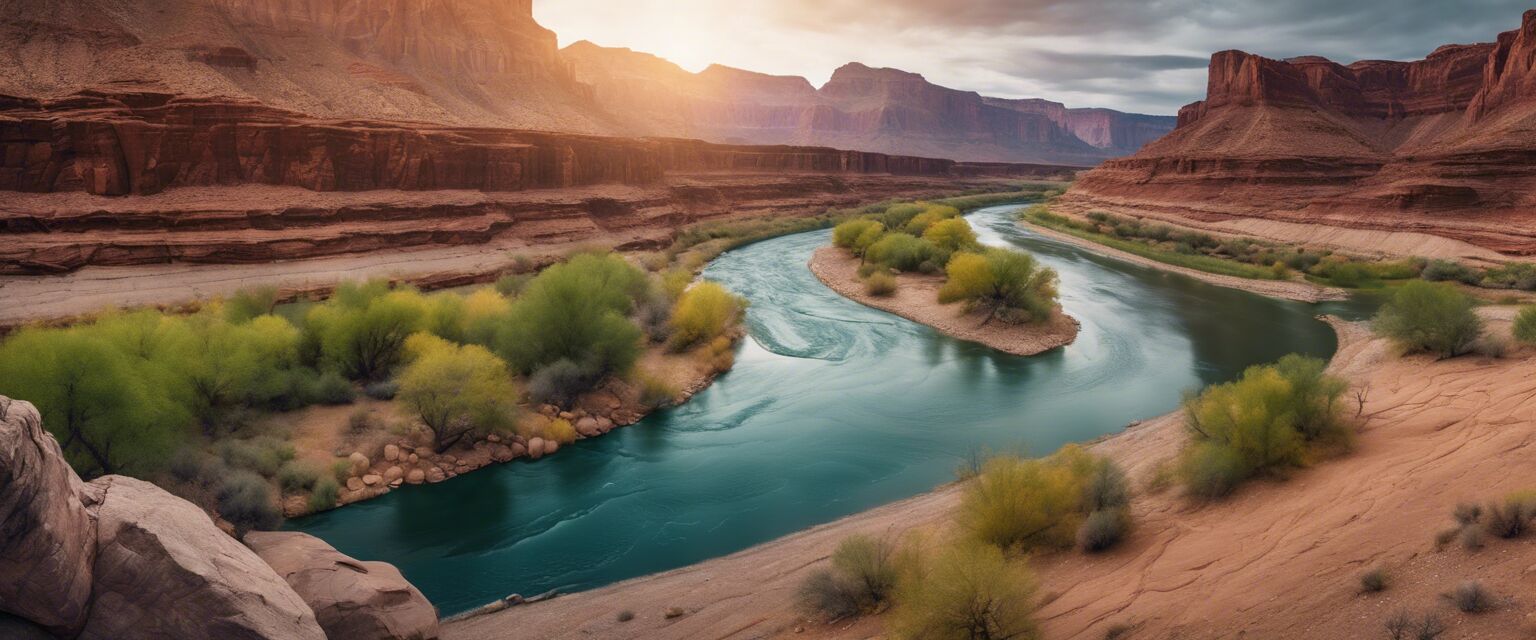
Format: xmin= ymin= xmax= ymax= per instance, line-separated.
xmin=539 ymin=0 xmax=1534 ymax=115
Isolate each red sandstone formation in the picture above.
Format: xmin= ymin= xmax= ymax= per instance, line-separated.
xmin=1063 ymin=11 xmax=1536 ymax=257
xmin=562 ymin=42 xmax=1175 ymax=166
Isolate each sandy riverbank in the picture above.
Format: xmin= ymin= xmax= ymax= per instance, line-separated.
xmin=1020 ymin=220 xmax=1351 ymax=303
xmin=808 ymin=246 xmax=1079 ymax=356
xmin=445 ymin=307 xmax=1536 ymax=640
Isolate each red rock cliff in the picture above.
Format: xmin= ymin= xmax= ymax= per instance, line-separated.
xmin=1064 ymin=10 xmax=1536 ymax=257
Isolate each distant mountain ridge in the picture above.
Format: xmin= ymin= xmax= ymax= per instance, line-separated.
xmin=561 ymin=41 xmax=1176 ymax=165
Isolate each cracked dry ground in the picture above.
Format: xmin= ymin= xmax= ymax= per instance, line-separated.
xmin=444 ymin=311 xmax=1536 ymax=640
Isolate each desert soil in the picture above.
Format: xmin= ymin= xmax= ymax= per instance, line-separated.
xmin=808 ymin=247 xmax=1079 ymax=356
xmin=444 ymin=309 xmax=1536 ymax=640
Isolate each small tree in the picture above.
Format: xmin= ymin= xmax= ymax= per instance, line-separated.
xmin=497 ymin=252 xmax=646 ymax=381
xmin=1372 ymin=281 xmax=1482 ymax=358
xmin=832 ymin=219 xmax=886 ymax=261
xmin=889 ymin=542 xmax=1037 ymax=640
xmin=939 ymin=249 xmax=1058 ymax=324
xmin=397 ymin=334 xmax=517 ymax=452
xmin=308 ymin=288 xmax=428 ymax=381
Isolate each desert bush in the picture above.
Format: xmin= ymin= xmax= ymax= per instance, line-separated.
xmin=636 ymin=373 xmax=679 ymax=409
xmin=797 ymin=569 xmax=864 ymax=621
xmin=903 ymin=205 xmax=963 ymax=236
xmin=347 ymin=408 xmax=379 ymax=434
xmin=1077 ymin=509 xmax=1130 ymax=553
xmin=527 ymin=359 xmax=599 ymax=408
xmin=497 ymin=253 xmax=645 ymax=380
xmin=938 ymin=249 xmax=1058 ymax=324
xmin=1515 ymin=305 xmax=1536 ymax=346
xmin=1483 ymin=492 xmax=1536 ymax=539
xmin=668 ymin=282 xmax=746 ymax=350
xmin=832 ymin=535 xmax=900 ymax=608
xmin=1450 ymin=581 xmax=1494 ymax=613
xmin=218 ymin=438 xmax=295 ymax=478
xmin=889 ymin=542 xmax=1037 ymax=640
xmin=878 ymin=203 xmax=926 ymax=231
xmin=921 ymin=218 xmax=978 ymax=253
xmin=832 ymin=219 xmax=886 ymax=258
xmin=224 ymin=285 xmax=281 ymax=323
xmin=1470 ymin=334 xmax=1509 ymax=358
xmin=1177 ymin=442 xmax=1248 ymax=500
xmin=866 ymin=233 xmax=942 ymax=272
xmin=958 ymin=446 xmax=1120 ymax=553
xmin=398 ymin=335 xmax=518 ymax=452
xmin=863 ymin=271 xmax=898 ymax=297
xmin=330 ymin=458 xmax=354 ymax=483
xmin=1384 ymin=610 xmax=1445 ymax=640
xmin=616 ymin=610 xmax=635 ymax=623
xmin=307 ymin=477 xmax=340 ymax=513
xmin=217 ymin=470 xmax=280 ymax=538
xmin=304 ymin=371 xmax=357 ymax=405
xmin=1360 ymin=567 xmax=1388 ymax=594
xmin=363 ymin=380 xmax=399 ymax=401
xmin=493 ymin=273 xmax=532 ymax=297
xmin=1454 ymin=502 xmax=1483 ymax=526
xmin=276 ymin=461 xmax=320 ymax=493
xmin=1421 ymin=260 xmax=1480 ymax=284
xmin=1459 ymin=525 xmax=1484 ymax=550
xmin=305 ymin=284 xmax=428 ymax=381
xmin=1373 ymin=281 xmax=1482 ymax=358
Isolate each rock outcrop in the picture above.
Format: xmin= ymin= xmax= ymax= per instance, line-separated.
xmin=0 ymin=394 xmax=438 ymax=639
xmin=562 ymin=42 xmax=1175 ymax=165
xmin=1062 ymin=10 xmax=1536 ymax=257
xmin=81 ymin=476 xmax=326 ymax=640
xmin=246 ymin=532 xmax=438 ymax=640
xmin=0 ymin=397 xmax=95 ymax=636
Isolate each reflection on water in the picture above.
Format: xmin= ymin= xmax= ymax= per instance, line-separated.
xmin=291 ymin=205 xmax=1350 ymax=615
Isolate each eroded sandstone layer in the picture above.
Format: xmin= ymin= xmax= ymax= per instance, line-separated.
xmin=1061 ymin=10 xmax=1536 ymax=258
xmin=0 ymin=91 xmax=1069 ymax=275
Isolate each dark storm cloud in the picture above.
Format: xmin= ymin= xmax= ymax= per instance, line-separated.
xmin=994 ymin=51 xmax=1209 ymax=82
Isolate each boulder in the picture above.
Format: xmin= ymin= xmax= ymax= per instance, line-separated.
xmin=543 ymin=440 xmax=560 ymax=456
xmin=362 ymin=474 xmax=383 ymax=487
xmin=349 ymin=452 xmax=370 ymax=475
xmin=486 ymin=434 xmax=501 ymax=443
xmin=79 ymin=476 xmax=325 ymax=640
xmin=575 ymin=417 xmax=601 ymax=437
xmin=491 ymin=445 xmax=514 ymax=463
xmin=527 ymin=437 xmax=547 ymax=459
xmin=407 ymin=453 xmax=419 ymax=464
xmin=347 ymin=477 xmax=365 ymax=492
xmin=406 ymin=469 xmax=426 ymax=484
xmin=510 ymin=442 xmax=528 ymax=458
xmin=383 ymin=444 xmax=400 ymax=462
xmin=0 ymin=398 xmax=95 ymax=635
xmin=245 ymin=532 xmax=439 ymax=640
xmin=426 ymin=467 xmax=446 ymax=483
xmin=384 ymin=466 xmax=404 ymax=483
xmin=596 ymin=417 xmax=615 ymax=433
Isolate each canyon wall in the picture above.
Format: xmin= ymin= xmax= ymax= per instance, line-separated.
xmin=1063 ymin=10 xmax=1536 ymax=257
xmin=561 ymin=42 xmax=1175 ymax=166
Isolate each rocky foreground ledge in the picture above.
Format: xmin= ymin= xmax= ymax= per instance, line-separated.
xmin=808 ymin=247 xmax=1079 ymax=356
xmin=0 ymin=396 xmax=438 ymax=640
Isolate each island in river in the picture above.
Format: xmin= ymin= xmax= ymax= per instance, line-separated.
xmin=808 ymin=246 xmax=1079 ymax=356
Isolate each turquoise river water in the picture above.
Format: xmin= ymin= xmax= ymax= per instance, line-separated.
xmin=291 ymin=204 xmax=1374 ymax=615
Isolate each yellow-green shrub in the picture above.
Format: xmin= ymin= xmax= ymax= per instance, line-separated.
xmin=921 ymin=217 xmax=978 ymax=253
xmin=397 ymin=335 xmax=517 ymax=452
xmin=938 ymin=249 xmax=1058 ymax=324
xmin=889 ymin=541 xmax=1037 ymax=640
xmin=668 ymin=281 xmax=746 ymax=350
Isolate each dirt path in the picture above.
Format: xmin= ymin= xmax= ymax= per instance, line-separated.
xmin=444 ymin=310 xmax=1536 ymax=640
xmin=807 ymin=247 xmax=1079 ymax=357
xmin=1019 ymin=222 xmax=1350 ymax=303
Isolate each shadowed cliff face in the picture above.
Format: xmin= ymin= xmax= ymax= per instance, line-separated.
xmin=561 ymin=42 xmax=1176 ymax=166
xmin=1066 ymin=10 xmax=1536 ymax=257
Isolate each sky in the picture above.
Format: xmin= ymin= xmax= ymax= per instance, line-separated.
xmin=535 ymin=0 xmax=1531 ymax=115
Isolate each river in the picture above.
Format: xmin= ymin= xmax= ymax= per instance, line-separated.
xmin=291 ymin=204 xmax=1371 ymax=615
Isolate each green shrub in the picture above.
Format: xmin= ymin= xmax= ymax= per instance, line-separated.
xmin=363 ymin=380 xmax=399 ymax=400
xmin=218 ymin=438 xmax=295 ymax=477
xmin=308 ymin=477 xmax=340 ymax=512
xmin=863 ymin=271 xmax=898 ymax=297
xmin=889 ymin=542 xmax=1036 ymax=640
xmin=866 ymin=233 xmax=942 ymax=272
xmin=957 ymin=446 xmax=1114 ymax=552
xmin=1515 ymin=305 xmax=1536 ymax=345
xmin=217 ymin=470 xmax=280 ymax=538
xmin=494 ymin=273 xmax=532 ymax=297
xmin=276 ymin=461 xmax=320 ymax=493
xmin=398 ymin=334 xmax=518 ymax=452
xmin=305 ymin=371 xmax=357 ymax=405
xmin=1177 ymin=442 xmax=1248 ymax=500
xmin=797 ymin=569 xmax=863 ymax=621
xmin=878 ymin=203 xmax=925 ymax=231
xmin=832 ymin=219 xmax=886 ymax=257
xmin=938 ymin=249 xmax=1058 ymax=324
xmin=921 ymin=218 xmax=978 ymax=253
xmin=1421 ymin=260 xmax=1480 ymax=284
xmin=527 ymin=359 xmax=599 ymax=408
xmin=1373 ymin=281 xmax=1483 ymax=357
xmin=497 ymin=253 xmax=645 ymax=379
xmin=224 ymin=285 xmax=281 ymax=323
xmin=831 ymin=535 xmax=899 ymax=608
xmin=305 ymin=285 xmax=428 ymax=381
xmin=331 ymin=458 xmax=354 ymax=483
xmin=668 ymin=282 xmax=746 ymax=350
